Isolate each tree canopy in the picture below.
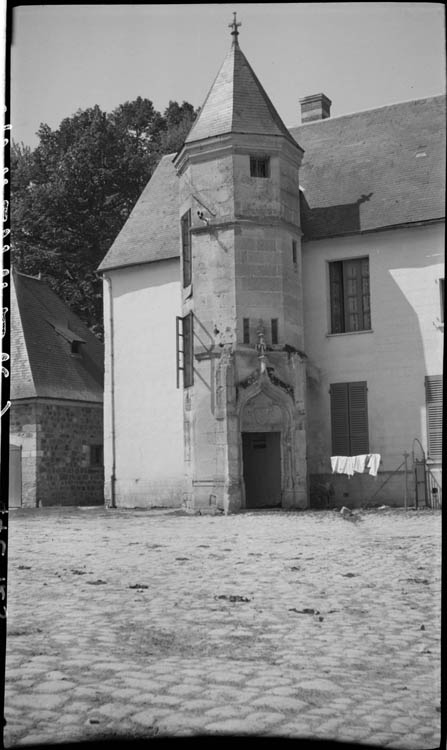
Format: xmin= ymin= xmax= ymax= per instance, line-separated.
xmin=11 ymin=99 xmax=197 ymax=338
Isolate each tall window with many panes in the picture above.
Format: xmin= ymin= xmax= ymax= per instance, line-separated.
xmin=329 ymin=257 xmax=371 ymax=333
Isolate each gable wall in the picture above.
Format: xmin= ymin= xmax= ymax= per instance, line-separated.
xmin=103 ymin=260 xmax=183 ymax=508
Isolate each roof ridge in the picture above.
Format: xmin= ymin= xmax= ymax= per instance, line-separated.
xmin=290 ymin=93 xmax=446 ymax=129
xmin=16 ymin=272 xmax=63 ymax=324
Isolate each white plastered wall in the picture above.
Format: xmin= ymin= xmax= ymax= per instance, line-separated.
xmin=103 ymin=259 xmax=183 ymax=507
xmin=302 ymin=222 xmax=444 ymax=478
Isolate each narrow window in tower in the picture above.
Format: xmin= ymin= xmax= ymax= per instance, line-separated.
xmin=292 ymin=240 xmax=297 ymax=266
xmin=250 ymin=156 xmax=270 ymax=178
xmin=243 ymin=318 xmax=250 ymax=344
xmin=271 ymin=319 xmax=278 ymax=345
xmin=181 ymin=209 xmax=192 ymax=288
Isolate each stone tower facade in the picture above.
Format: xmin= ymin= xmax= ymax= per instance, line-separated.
xmin=174 ymin=20 xmax=308 ymax=513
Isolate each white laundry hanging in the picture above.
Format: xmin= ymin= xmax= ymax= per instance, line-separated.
xmin=331 ymin=454 xmax=381 ymax=477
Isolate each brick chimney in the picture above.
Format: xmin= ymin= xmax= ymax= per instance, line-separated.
xmin=299 ymin=93 xmax=332 ymax=123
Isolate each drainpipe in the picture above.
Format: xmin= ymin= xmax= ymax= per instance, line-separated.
xmin=103 ymin=274 xmax=116 ymax=509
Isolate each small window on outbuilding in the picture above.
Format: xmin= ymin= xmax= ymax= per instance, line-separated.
xmin=250 ymin=156 xmax=270 ymax=178
xmin=90 ymin=445 xmax=103 ymax=467
xmin=71 ymin=341 xmax=82 ymax=356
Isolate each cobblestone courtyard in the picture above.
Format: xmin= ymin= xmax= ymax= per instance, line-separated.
xmin=3 ymin=506 xmax=442 ymax=747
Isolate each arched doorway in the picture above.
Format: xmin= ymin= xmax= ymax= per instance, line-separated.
xmin=239 ymin=383 xmax=293 ymax=509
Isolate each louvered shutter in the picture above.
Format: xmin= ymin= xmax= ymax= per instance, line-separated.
xmin=348 ymin=381 xmax=369 ymax=455
xmin=181 ymin=210 xmax=192 ymax=288
xmin=425 ymin=376 xmax=442 ymax=460
xmin=330 ymin=383 xmax=350 ymax=455
xmin=329 ymin=262 xmax=344 ymax=334
xmin=183 ymin=312 xmax=194 ymax=388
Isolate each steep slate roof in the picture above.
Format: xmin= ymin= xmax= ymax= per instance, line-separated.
xmin=11 ymin=270 xmax=103 ymax=402
xmin=185 ymin=39 xmax=299 ymax=148
xmin=98 ymin=51 xmax=445 ymax=271
xmin=290 ymin=95 xmax=445 ymax=239
xmin=98 ymin=154 xmax=179 ymax=272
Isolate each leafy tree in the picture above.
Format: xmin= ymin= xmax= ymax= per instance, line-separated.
xmin=11 ymin=98 xmax=197 ymax=338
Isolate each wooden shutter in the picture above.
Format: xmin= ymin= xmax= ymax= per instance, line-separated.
xmin=330 ymin=383 xmax=350 ymax=455
xmin=343 ymin=260 xmax=361 ymax=332
xmin=182 ymin=312 xmax=194 ymax=388
xmin=181 ymin=210 xmax=191 ymax=287
xmin=176 ymin=313 xmax=194 ymax=388
xmin=330 ymin=381 xmax=369 ymax=455
xmin=360 ymin=258 xmax=371 ymax=330
xmin=348 ymin=381 xmax=369 ymax=454
xmin=329 ymin=262 xmax=344 ymax=333
xmin=425 ymin=375 xmax=442 ymax=460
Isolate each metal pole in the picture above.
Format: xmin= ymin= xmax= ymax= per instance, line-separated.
xmin=403 ymin=451 xmax=409 ymax=510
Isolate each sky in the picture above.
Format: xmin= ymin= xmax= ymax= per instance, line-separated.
xmin=7 ymin=2 xmax=447 ymax=148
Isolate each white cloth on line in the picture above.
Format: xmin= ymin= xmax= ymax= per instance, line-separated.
xmin=353 ymin=454 xmax=368 ymax=473
xmin=331 ymin=456 xmax=354 ymax=477
xmin=331 ymin=453 xmax=381 ymax=477
xmin=367 ymin=453 xmax=381 ymax=477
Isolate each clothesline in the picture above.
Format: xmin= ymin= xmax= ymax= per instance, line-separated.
xmin=331 ymin=454 xmax=381 ymax=477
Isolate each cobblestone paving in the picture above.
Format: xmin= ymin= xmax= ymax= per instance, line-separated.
xmin=3 ymin=506 xmax=441 ymax=747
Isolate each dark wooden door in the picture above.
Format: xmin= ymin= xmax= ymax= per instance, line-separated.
xmin=242 ymin=432 xmax=281 ymax=508
xmin=9 ymin=444 xmax=22 ymax=508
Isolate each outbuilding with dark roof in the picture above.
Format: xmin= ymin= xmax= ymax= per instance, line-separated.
xmin=9 ymin=270 xmax=104 ymax=507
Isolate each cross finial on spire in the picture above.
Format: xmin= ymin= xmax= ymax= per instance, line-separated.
xmin=229 ymin=11 xmax=241 ymax=45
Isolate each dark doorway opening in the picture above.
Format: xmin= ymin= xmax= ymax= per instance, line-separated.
xmin=9 ymin=444 xmax=22 ymax=507
xmin=242 ymin=431 xmax=281 ymax=508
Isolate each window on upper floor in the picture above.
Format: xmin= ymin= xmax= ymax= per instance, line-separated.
xmin=329 ymin=257 xmax=371 ymax=334
xmin=181 ymin=210 xmax=192 ymax=288
xmin=250 ymin=156 xmax=270 ymax=178
xmin=330 ymin=381 xmax=369 ymax=456
xmin=425 ymin=375 xmax=442 ymax=461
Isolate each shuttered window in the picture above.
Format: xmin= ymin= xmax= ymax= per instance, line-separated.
xmin=425 ymin=376 xmax=442 ymax=460
xmin=329 ymin=258 xmax=371 ymax=333
xmin=330 ymin=381 xmax=369 ymax=455
xmin=181 ymin=210 xmax=192 ymax=288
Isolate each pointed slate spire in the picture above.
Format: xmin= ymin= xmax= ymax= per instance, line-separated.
xmin=185 ymin=16 xmax=298 ymax=147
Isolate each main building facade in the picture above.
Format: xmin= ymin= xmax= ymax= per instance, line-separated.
xmin=98 ymin=23 xmax=444 ymax=512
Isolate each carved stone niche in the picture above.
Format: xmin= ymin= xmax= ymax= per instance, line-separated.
xmin=240 ymin=391 xmax=283 ymax=432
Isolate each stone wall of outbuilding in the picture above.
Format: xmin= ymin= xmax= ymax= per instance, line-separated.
xmin=10 ymin=399 xmax=104 ymax=507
